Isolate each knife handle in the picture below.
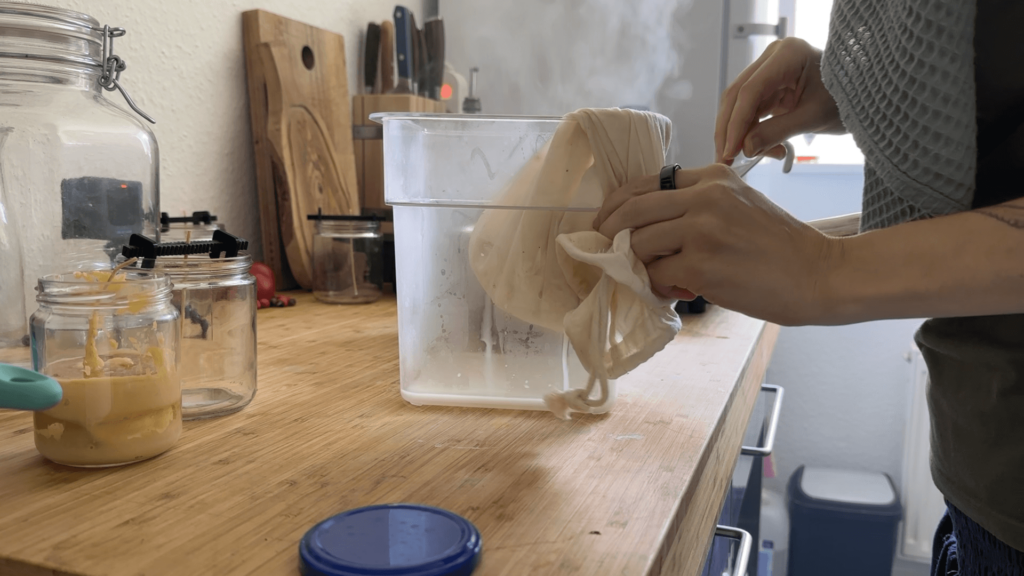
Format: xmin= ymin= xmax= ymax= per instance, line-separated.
xmin=425 ymin=18 xmax=444 ymax=100
xmin=380 ymin=20 xmax=395 ymax=93
xmin=409 ymin=11 xmax=422 ymax=95
xmin=415 ymin=18 xmax=428 ymax=97
xmin=364 ymin=23 xmax=381 ymax=94
xmin=394 ymin=6 xmax=413 ymax=82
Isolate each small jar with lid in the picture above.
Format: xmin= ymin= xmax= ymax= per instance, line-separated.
xmin=308 ymin=214 xmax=383 ymax=304
xmin=122 ymin=231 xmax=257 ymax=420
xmin=160 ymin=211 xmax=224 ymax=242
xmin=29 ymin=269 xmax=181 ymax=467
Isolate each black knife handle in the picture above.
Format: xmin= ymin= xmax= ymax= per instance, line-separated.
xmin=424 ymin=18 xmax=444 ymax=100
xmin=394 ymin=6 xmax=412 ymax=81
xmin=364 ymin=23 xmax=381 ymax=93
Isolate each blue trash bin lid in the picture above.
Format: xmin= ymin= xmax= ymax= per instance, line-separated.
xmin=800 ymin=467 xmax=896 ymax=506
xmin=299 ymin=503 xmax=482 ymax=576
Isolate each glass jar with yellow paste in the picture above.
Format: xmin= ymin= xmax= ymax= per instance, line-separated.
xmin=30 ymin=270 xmax=181 ymax=467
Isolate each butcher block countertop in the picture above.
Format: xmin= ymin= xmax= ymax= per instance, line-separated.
xmin=0 ymin=293 xmax=778 ymax=576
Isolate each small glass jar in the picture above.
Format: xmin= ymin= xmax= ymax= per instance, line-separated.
xmin=149 ymin=255 xmax=257 ymax=420
xmin=160 ymin=211 xmax=224 ymax=242
xmin=30 ymin=270 xmax=181 ymax=467
xmin=311 ymin=216 xmax=383 ymax=304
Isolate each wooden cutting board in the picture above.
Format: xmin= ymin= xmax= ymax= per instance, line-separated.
xmin=243 ymin=10 xmax=360 ymax=290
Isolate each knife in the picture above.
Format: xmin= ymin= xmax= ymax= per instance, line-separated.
xmin=409 ymin=11 xmax=424 ymax=97
xmin=424 ymin=18 xmax=444 ymax=100
xmin=380 ymin=20 xmax=395 ymax=93
xmin=364 ymin=22 xmax=381 ymax=94
xmin=390 ymin=6 xmax=414 ymax=94
xmin=414 ymin=15 xmax=429 ymax=97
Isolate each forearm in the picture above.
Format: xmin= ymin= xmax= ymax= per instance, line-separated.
xmin=817 ymin=198 xmax=1024 ymax=324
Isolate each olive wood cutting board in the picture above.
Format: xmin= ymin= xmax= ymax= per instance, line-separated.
xmin=243 ymin=10 xmax=360 ymax=289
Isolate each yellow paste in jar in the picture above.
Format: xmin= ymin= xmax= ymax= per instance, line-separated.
xmin=33 ymin=271 xmax=181 ymax=467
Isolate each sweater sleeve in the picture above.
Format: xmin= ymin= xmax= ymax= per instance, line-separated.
xmin=820 ymin=0 xmax=978 ymax=231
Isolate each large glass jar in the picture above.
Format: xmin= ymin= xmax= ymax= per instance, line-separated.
xmin=311 ymin=216 xmax=383 ymax=304
xmin=0 ymin=3 xmax=159 ymax=329
xmin=0 ymin=126 xmax=27 ymax=349
xmin=30 ymin=270 xmax=181 ymax=467
xmin=149 ymin=255 xmax=257 ymax=420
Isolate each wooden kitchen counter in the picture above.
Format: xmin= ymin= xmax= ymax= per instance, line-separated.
xmin=0 ymin=293 xmax=778 ymax=576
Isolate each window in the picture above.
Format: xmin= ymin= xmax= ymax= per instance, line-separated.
xmin=783 ymin=0 xmax=864 ymax=165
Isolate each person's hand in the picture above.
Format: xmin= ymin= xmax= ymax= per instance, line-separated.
xmin=716 ymin=37 xmax=845 ymax=164
xmin=593 ymin=164 xmax=840 ymax=326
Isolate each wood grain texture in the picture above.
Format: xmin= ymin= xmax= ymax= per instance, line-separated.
xmin=242 ymin=10 xmax=295 ymax=290
xmin=659 ymin=323 xmax=779 ymax=575
xmin=0 ymin=295 xmax=776 ymax=576
xmin=243 ymin=10 xmax=360 ymax=290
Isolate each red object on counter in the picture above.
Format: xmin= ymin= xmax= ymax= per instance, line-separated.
xmin=251 ymin=261 xmax=276 ymax=301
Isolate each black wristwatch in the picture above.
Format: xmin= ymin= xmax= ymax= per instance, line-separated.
xmin=660 ymin=163 xmax=681 ymax=190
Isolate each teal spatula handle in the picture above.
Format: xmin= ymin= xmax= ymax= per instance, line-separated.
xmin=0 ymin=362 xmax=62 ymax=411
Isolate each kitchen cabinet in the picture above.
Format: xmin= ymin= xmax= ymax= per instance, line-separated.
xmin=0 ymin=294 xmax=778 ymax=576
xmin=701 ymin=384 xmax=785 ymax=576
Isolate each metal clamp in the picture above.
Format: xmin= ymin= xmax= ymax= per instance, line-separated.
xmin=715 ymin=525 xmax=753 ymax=576
xmin=734 ymin=17 xmax=787 ymax=39
xmin=98 ymin=25 xmax=155 ymax=124
xmin=741 ymin=384 xmax=784 ymax=456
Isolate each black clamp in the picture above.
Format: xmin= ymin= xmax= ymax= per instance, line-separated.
xmin=122 ymin=229 xmax=248 ymax=269
xmin=160 ymin=211 xmax=218 ymax=230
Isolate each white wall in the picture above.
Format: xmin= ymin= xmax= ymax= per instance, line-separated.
xmin=441 ymin=0 xmax=728 ymax=168
xmin=46 ymin=0 xmax=427 ymax=261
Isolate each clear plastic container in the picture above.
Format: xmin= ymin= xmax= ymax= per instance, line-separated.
xmin=374 ymin=113 xmax=616 ymax=411
xmin=310 ymin=216 xmax=383 ymax=305
xmin=30 ymin=269 xmax=181 ymax=467
xmin=149 ymin=255 xmax=257 ymax=420
xmin=0 ymin=3 xmax=159 ymax=329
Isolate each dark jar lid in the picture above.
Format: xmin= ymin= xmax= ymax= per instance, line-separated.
xmin=299 ymin=504 xmax=482 ymax=576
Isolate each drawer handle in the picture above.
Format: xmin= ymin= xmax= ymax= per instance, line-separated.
xmin=741 ymin=384 xmax=784 ymax=456
xmin=715 ymin=525 xmax=753 ymax=576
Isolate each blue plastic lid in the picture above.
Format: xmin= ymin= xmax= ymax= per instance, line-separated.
xmin=299 ymin=504 xmax=482 ymax=576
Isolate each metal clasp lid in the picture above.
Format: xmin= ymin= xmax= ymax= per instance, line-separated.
xmin=98 ymin=25 xmax=155 ymax=124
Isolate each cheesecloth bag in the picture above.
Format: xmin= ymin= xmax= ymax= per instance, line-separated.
xmin=468 ymin=108 xmax=682 ymax=420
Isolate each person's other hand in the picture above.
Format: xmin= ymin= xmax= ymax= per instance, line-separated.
xmin=716 ymin=37 xmax=845 ymax=164
xmin=594 ymin=164 xmax=839 ymax=326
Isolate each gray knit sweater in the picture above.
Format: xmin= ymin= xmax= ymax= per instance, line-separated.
xmin=821 ymin=0 xmax=978 ymax=231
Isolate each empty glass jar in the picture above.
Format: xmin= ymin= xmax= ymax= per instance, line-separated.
xmin=148 ymin=255 xmax=257 ymax=420
xmin=160 ymin=211 xmax=224 ymax=242
xmin=0 ymin=3 xmax=159 ymax=330
xmin=310 ymin=215 xmax=383 ymax=304
xmin=30 ymin=269 xmax=181 ymax=467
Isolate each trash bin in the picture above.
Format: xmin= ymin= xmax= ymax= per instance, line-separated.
xmin=787 ymin=465 xmax=902 ymax=576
